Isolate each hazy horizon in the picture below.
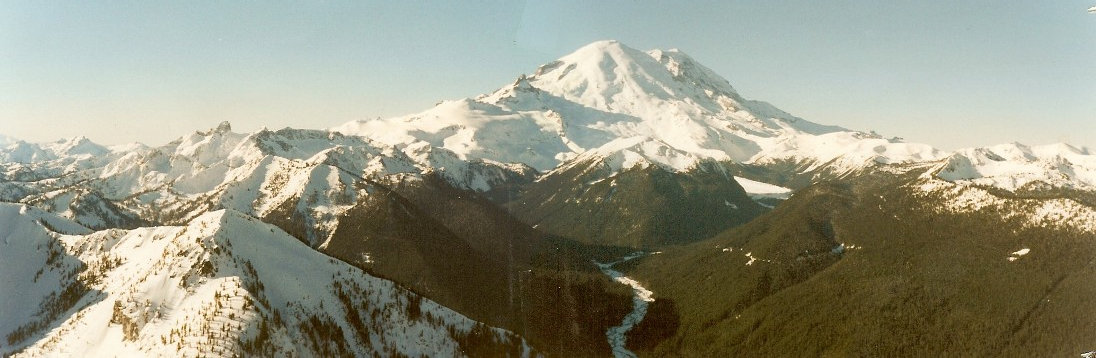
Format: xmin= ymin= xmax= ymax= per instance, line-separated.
xmin=2 ymin=1 xmax=1094 ymax=150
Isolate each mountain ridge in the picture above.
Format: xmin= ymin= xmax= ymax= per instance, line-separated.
xmin=0 ymin=204 xmax=530 ymax=357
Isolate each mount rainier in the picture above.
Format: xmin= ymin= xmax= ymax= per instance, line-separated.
xmin=1 ymin=40 xmax=1094 ymax=357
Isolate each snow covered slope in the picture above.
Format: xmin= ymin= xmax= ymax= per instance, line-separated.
xmin=735 ymin=177 xmax=793 ymax=201
xmin=935 ymin=143 xmax=1096 ymax=191
xmin=914 ymin=178 xmax=1096 ymax=232
xmin=0 ymin=203 xmax=93 ymax=347
xmin=335 ymin=40 xmax=946 ymax=178
xmin=2 ymin=206 xmax=528 ymax=357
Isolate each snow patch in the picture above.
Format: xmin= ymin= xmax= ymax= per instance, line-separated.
xmin=1008 ymin=248 xmax=1031 ymax=262
xmin=735 ymin=177 xmax=793 ymax=200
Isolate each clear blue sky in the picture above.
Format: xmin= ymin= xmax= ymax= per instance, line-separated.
xmin=2 ymin=1 xmax=1094 ymax=150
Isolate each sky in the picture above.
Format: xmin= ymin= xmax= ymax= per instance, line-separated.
xmin=1 ymin=1 xmax=1095 ymax=150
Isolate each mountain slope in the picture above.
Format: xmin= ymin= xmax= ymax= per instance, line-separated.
xmin=2 ymin=206 xmax=530 ymax=357
xmin=508 ymin=155 xmax=766 ymax=248
xmin=0 ymin=203 xmax=94 ymax=348
xmin=626 ymin=173 xmax=1096 ymax=356
xmin=316 ymin=174 xmax=635 ymax=356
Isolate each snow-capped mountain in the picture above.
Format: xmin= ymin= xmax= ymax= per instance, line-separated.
xmin=339 ymin=40 xmax=1096 ymax=195
xmin=0 ymin=203 xmax=529 ymax=357
xmin=335 ymin=40 xmax=1026 ymax=247
xmin=3 ymin=39 xmax=1096 ymax=357
xmin=336 ymin=40 xmax=945 ymax=178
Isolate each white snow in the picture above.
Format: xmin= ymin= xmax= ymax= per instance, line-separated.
xmin=3 ymin=209 xmax=527 ymax=357
xmin=743 ymin=252 xmax=771 ymax=266
xmin=1007 ymin=248 xmax=1031 ymax=262
xmin=2 ymin=123 xmax=531 ymax=243
xmin=936 ymin=142 xmax=1096 ymax=191
xmin=912 ymin=178 xmax=1096 ymax=232
xmin=735 ymin=177 xmax=793 ymax=200
xmin=0 ymin=204 xmax=92 ymax=344
xmin=594 ymin=252 xmax=654 ymax=358
xmin=331 ymin=41 xmax=1096 ymax=192
xmin=334 ymin=40 xmax=947 ymax=178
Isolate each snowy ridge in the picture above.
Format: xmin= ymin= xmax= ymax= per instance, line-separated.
xmin=750 ymin=131 xmax=944 ymax=172
xmin=2 ymin=122 xmax=532 ymax=242
xmin=2 ymin=207 xmax=528 ymax=357
xmin=553 ymin=136 xmax=706 ymax=174
xmin=0 ymin=136 xmax=110 ymax=164
xmin=0 ymin=137 xmax=138 ymax=184
xmin=935 ymin=142 xmax=1096 ymax=191
xmin=914 ymin=179 xmax=1096 ymax=232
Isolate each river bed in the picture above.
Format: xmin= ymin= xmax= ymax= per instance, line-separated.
xmin=594 ymin=252 xmax=654 ymax=358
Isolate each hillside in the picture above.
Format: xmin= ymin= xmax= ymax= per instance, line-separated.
xmin=626 ymin=173 xmax=1096 ymax=356
xmin=0 ymin=204 xmax=530 ymax=357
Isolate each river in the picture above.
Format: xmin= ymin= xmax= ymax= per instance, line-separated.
xmin=594 ymin=252 xmax=654 ymax=358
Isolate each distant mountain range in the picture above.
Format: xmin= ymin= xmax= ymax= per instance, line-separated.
xmin=2 ymin=40 xmax=1093 ymax=357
